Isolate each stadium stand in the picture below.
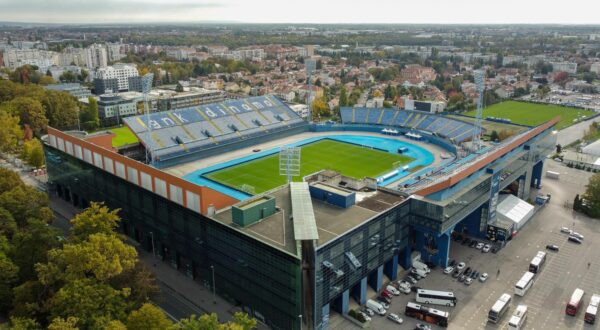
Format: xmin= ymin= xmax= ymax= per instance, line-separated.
xmin=124 ymin=95 xmax=306 ymax=164
xmin=340 ymin=107 xmax=481 ymax=143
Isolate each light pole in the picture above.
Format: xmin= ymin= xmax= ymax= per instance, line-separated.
xmin=149 ymin=231 xmax=155 ymax=258
xmin=210 ymin=265 xmax=216 ymax=304
xmin=299 ymin=314 xmax=303 ymax=330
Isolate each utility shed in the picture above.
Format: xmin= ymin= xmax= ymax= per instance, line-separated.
xmin=231 ymin=195 xmax=276 ymax=227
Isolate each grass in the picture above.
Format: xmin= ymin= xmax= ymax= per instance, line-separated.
xmin=463 ymin=101 xmax=596 ymax=130
xmin=108 ymin=126 xmax=138 ymax=147
xmin=204 ymin=139 xmax=414 ymax=194
xmin=447 ymin=115 xmax=528 ymax=138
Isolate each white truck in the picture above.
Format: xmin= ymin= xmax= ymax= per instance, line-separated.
xmin=366 ymin=299 xmax=386 ymax=315
xmin=546 ymin=171 xmax=560 ymax=179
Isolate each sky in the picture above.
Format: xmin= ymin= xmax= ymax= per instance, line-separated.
xmin=0 ymin=0 xmax=599 ymax=25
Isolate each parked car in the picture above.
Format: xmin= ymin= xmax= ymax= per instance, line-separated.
xmin=463 ymin=267 xmax=472 ymax=276
xmin=491 ymin=246 xmax=499 ymax=254
xmin=377 ymin=295 xmax=391 ymax=305
xmin=443 ymin=266 xmax=454 ymax=274
xmin=452 ymin=270 xmax=461 ymax=278
xmin=482 ymin=244 xmax=491 ymax=253
xmin=387 ymin=313 xmax=403 ymax=324
xmin=363 ymin=308 xmax=374 ymax=317
xmin=406 ymin=275 xmax=418 ymax=284
xmin=386 ymin=285 xmax=400 ymax=296
xmin=470 ymin=271 xmax=478 ymax=279
xmin=476 ymin=242 xmax=485 ymax=250
xmin=568 ymin=236 xmax=582 ymax=244
xmin=381 ymin=290 xmax=394 ymax=299
xmin=358 ymin=311 xmax=371 ymax=322
xmin=469 ymin=240 xmax=478 ymax=248
xmin=398 ymin=280 xmax=411 ymax=288
xmin=458 ymin=274 xmax=467 ymax=282
xmin=415 ymin=322 xmax=432 ymax=330
xmin=572 ymin=232 xmax=584 ymax=240
xmin=560 ymin=227 xmax=572 ymax=234
xmin=456 ymin=262 xmax=466 ymax=270
xmin=410 ymin=286 xmax=422 ymax=293
xmin=465 ymin=277 xmax=473 ymax=285
xmin=449 ymin=259 xmax=457 ymax=267
xmin=398 ymin=284 xmax=411 ymax=294
xmin=461 ymin=237 xmax=471 ymax=245
xmin=479 ymin=273 xmax=489 ymax=282
xmin=546 ymin=244 xmax=559 ymax=251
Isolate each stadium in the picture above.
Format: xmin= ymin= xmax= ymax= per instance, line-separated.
xmin=44 ymin=95 xmax=557 ymax=330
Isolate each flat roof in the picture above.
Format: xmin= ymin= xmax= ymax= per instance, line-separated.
xmin=290 ymin=182 xmax=319 ymax=241
xmin=211 ymin=184 xmax=406 ymax=256
xmin=312 ymin=182 xmax=353 ymax=197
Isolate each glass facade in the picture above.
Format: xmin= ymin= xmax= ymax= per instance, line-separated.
xmin=314 ymin=204 xmax=410 ymax=329
xmin=45 ymin=145 xmax=302 ymax=330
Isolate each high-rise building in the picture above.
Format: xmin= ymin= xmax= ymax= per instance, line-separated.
xmin=93 ymin=63 xmax=139 ymax=94
xmin=3 ymin=49 xmax=58 ymax=69
xmin=107 ymin=43 xmax=125 ymax=62
xmin=86 ymin=44 xmax=108 ymax=69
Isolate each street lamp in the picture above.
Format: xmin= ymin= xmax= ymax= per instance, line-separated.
xmin=210 ymin=265 xmax=216 ymax=304
xmin=149 ymin=231 xmax=155 ymax=258
xmin=299 ymin=314 xmax=303 ymax=330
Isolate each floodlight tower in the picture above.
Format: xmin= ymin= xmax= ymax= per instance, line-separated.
xmin=142 ymin=73 xmax=154 ymax=165
xmin=305 ymin=58 xmax=317 ymax=123
xmin=472 ymin=70 xmax=485 ymax=151
xmin=279 ymin=146 xmax=301 ymax=183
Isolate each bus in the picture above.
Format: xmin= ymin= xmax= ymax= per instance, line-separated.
xmin=488 ymin=293 xmax=512 ymax=323
xmin=514 ymin=271 xmax=535 ymax=296
xmin=566 ymin=288 xmax=585 ymax=316
xmin=405 ymin=302 xmax=449 ymax=328
xmin=416 ymin=289 xmax=457 ymax=307
xmin=584 ymin=293 xmax=600 ymax=323
xmin=508 ymin=305 xmax=528 ymax=330
xmin=529 ymin=251 xmax=547 ymax=274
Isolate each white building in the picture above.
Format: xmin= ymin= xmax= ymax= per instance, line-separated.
xmin=95 ymin=64 xmax=139 ymax=91
xmin=86 ymin=44 xmax=108 ymax=69
xmin=591 ymin=62 xmax=600 ymax=75
xmin=550 ymin=61 xmax=578 ymax=74
xmin=107 ymin=43 xmax=125 ymax=62
xmin=58 ymin=47 xmax=87 ymax=67
xmin=3 ymin=49 xmax=58 ymax=69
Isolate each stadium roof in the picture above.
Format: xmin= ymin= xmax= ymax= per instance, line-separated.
xmin=290 ymin=182 xmax=319 ymax=241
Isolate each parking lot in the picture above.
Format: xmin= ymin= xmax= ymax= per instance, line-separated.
xmin=338 ymin=160 xmax=600 ymax=330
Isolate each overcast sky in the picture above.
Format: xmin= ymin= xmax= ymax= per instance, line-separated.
xmin=1 ymin=0 xmax=599 ymax=24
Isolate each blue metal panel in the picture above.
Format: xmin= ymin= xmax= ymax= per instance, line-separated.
xmin=384 ymin=255 xmax=399 ymax=281
xmin=351 ymin=277 xmax=368 ymax=305
xmin=368 ymin=265 xmax=383 ymax=291
xmin=531 ymin=160 xmax=544 ymax=188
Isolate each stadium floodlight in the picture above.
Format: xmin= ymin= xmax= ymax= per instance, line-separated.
xmin=279 ymin=146 xmax=301 ymax=183
xmin=471 ymin=70 xmax=485 ymax=151
xmin=305 ymin=59 xmax=317 ymax=123
xmin=142 ymin=73 xmax=154 ymax=165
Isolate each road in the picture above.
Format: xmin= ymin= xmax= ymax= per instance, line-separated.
xmin=557 ymin=116 xmax=600 ymax=146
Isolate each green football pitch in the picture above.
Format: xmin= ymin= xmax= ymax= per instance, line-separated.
xmin=204 ymin=139 xmax=414 ymax=194
xmin=463 ymin=101 xmax=595 ymax=130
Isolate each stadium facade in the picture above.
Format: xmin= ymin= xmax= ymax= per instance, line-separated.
xmin=44 ymin=96 xmax=557 ymax=330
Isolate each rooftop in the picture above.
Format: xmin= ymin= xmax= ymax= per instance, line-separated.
xmin=211 ymin=184 xmax=406 ymax=256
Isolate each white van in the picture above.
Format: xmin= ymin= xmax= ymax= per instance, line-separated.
xmin=366 ymin=299 xmax=386 ymax=316
xmin=412 ymin=259 xmax=431 ymax=274
xmin=411 ymin=267 xmax=428 ymax=278
xmin=508 ymin=304 xmax=527 ymax=330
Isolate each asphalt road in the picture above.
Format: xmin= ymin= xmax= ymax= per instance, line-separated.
xmin=556 ymin=116 xmax=600 ymax=146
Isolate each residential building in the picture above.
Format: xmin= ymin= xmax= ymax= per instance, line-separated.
xmin=86 ymin=44 xmax=108 ymax=69
xmin=591 ymin=62 xmax=600 ymax=75
xmin=58 ymin=47 xmax=87 ymax=67
xmin=3 ymin=48 xmax=58 ymax=69
xmin=94 ymin=64 xmax=140 ymax=94
xmin=399 ymin=64 xmax=437 ymax=85
xmin=550 ymin=61 xmax=578 ymax=74
xmin=107 ymin=43 xmax=125 ymax=62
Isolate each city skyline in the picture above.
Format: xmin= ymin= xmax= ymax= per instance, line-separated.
xmin=1 ymin=0 xmax=600 ymax=25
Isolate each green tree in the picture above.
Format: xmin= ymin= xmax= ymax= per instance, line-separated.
xmin=42 ymin=90 xmax=80 ymax=129
xmin=126 ymin=303 xmax=173 ymax=330
xmin=175 ymin=82 xmax=184 ymax=92
xmin=21 ymin=138 xmax=45 ymax=168
xmin=39 ymin=76 xmax=56 ymax=86
xmin=8 ymin=317 xmax=42 ymax=330
xmin=169 ymin=312 xmax=257 ymax=330
xmin=0 ymin=168 xmax=22 ymax=194
xmin=0 ymin=252 xmax=19 ymax=312
xmin=0 ymin=207 xmax=18 ymax=238
xmin=583 ymin=173 xmax=600 ymax=218
xmin=0 ymin=184 xmax=52 ymax=227
xmin=0 ymin=111 xmax=23 ymax=152
xmin=11 ymin=219 xmax=60 ymax=281
xmin=231 ymin=312 xmax=257 ymax=330
xmin=339 ymin=86 xmax=348 ymax=107
xmin=490 ymin=130 xmax=500 ymax=142
xmin=69 ymin=203 xmax=121 ymax=242
xmin=48 ymin=317 xmax=79 ymax=330
xmin=47 ymin=278 xmax=130 ymax=329
xmin=80 ymin=97 xmax=99 ymax=131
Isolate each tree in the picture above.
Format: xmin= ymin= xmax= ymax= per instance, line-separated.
xmin=339 ymin=86 xmax=348 ymax=107
xmin=0 ymin=184 xmax=52 ymax=227
xmin=175 ymin=82 xmax=184 ymax=92
xmin=8 ymin=317 xmax=42 ymax=330
xmin=48 ymin=317 xmax=80 ymax=330
xmin=59 ymin=71 xmax=77 ymax=83
xmin=311 ymin=97 xmax=330 ymax=118
xmin=169 ymin=312 xmax=257 ymax=330
xmin=39 ymin=233 xmax=137 ymax=283
xmin=39 ymin=75 xmax=56 ymax=86
xmin=0 ymin=111 xmax=23 ymax=152
xmin=556 ymin=144 xmax=562 ymax=154
xmin=69 ymin=203 xmax=121 ymax=242
xmin=0 ymin=168 xmax=22 ymax=195
xmin=42 ymin=90 xmax=80 ymax=129
xmin=80 ymin=97 xmax=99 ymax=131
xmin=21 ymin=138 xmax=45 ymax=168
xmin=47 ymin=278 xmax=130 ymax=329
xmin=574 ymin=194 xmax=582 ymax=212
xmin=316 ymin=59 xmax=323 ymax=70
xmin=583 ymin=173 xmax=600 ymax=218
xmin=490 ymin=130 xmax=500 ymax=142
xmin=231 ymin=312 xmax=257 ymax=330
xmin=5 ymin=97 xmax=48 ymax=136
xmin=126 ymin=303 xmax=173 ymax=330
xmin=11 ymin=219 xmax=60 ymax=281
xmin=0 ymin=252 xmax=19 ymax=312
